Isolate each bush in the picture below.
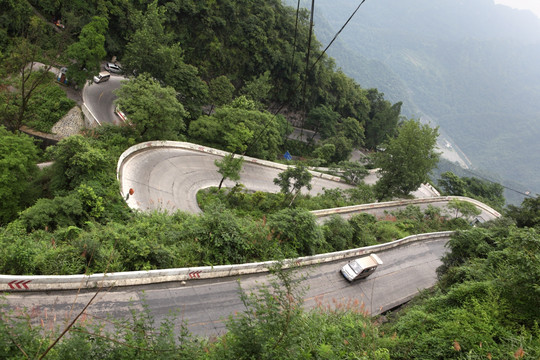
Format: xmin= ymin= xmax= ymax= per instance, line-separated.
xmin=322 ymin=215 xmax=354 ymax=251
xmin=26 ymin=82 xmax=76 ymax=133
xmin=267 ymin=208 xmax=325 ymax=256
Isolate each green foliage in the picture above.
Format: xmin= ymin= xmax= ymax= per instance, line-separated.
xmin=189 ymin=105 xmax=287 ymax=159
xmin=340 ymin=116 xmax=365 ymax=148
xmin=214 ymin=154 xmax=244 ymax=189
xmin=208 ymin=75 xmax=235 ymax=111
xmin=312 ymin=143 xmax=335 ymax=165
xmin=438 ymin=171 xmax=506 ymax=210
xmin=25 ymin=80 xmax=76 ymax=132
xmin=267 ymin=208 xmax=325 ymax=256
xmin=67 ymin=16 xmax=108 ymax=87
xmin=240 ymin=70 xmax=273 ymax=107
xmin=48 ymin=135 xmax=110 ymax=192
xmin=374 ymin=119 xmax=440 ymax=199
xmin=386 ymin=223 xmax=540 ymax=359
xmin=321 ymin=135 xmax=354 ymax=164
xmin=0 ymin=127 xmax=39 ymax=225
xmin=0 ymin=295 xmax=201 ymax=359
xmin=18 ymin=193 xmax=84 ymax=232
xmin=445 ymin=199 xmax=482 ymax=221
xmin=364 ymin=88 xmax=402 ymax=150
xmin=328 ymin=161 xmax=368 ymax=185
xmin=122 ymin=1 xmax=208 ymax=121
xmin=115 ymin=73 xmax=187 ymax=141
xmin=0 ymin=0 xmax=32 ymax=37
xmin=305 ymin=104 xmax=340 ymax=139
xmin=273 ymin=164 xmax=312 ymax=206
xmin=505 ymin=195 xmax=540 ymax=228
xmin=322 ymin=215 xmax=354 ymax=251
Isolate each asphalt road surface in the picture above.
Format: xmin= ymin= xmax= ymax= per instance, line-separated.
xmin=82 ymin=75 xmax=124 ymax=125
xmin=5 ymin=236 xmax=448 ymax=338
xmin=120 ymin=146 xmax=355 ymax=213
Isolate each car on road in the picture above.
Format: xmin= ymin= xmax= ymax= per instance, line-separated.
xmin=340 ymin=253 xmax=383 ymax=282
xmin=114 ymin=106 xmax=129 ymax=123
xmin=93 ymin=71 xmax=110 ymax=83
xmin=105 ymin=62 xmax=122 ymax=74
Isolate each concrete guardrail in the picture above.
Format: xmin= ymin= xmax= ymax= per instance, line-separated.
xmin=0 ymin=231 xmax=453 ymax=292
xmin=311 ymin=196 xmax=501 ymax=220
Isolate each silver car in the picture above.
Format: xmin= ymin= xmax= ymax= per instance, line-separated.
xmin=105 ymin=62 xmax=122 ymax=74
xmin=340 ymin=254 xmax=383 ymax=282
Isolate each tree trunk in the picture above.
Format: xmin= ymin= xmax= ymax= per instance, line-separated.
xmin=218 ymin=176 xmax=225 ymax=190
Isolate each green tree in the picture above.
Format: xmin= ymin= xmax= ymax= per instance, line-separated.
xmin=267 ymin=208 xmax=324 ymax=255
xmin=338 ymin=116 xmax=365 ymax=148
xmin=438 ymin=171 xmax=466 ymax=195
xmin=189 ymin=105 xmax=287 ymax=159
xmin=215 ymin=154 xmax=244 ymax=190
xmin=66 ymin=16 xmax=108 ymax=87
xmin=1 ymin=33 xmax=58 ymax=131
xmin=329 ymin=161 xmax=368 ymax=185
xmin=122 ymin=1 xmax=173 ymax=79
xmin=374 ymin=119 xmax=440 ymax=200
xmin=505 ymin=195 xmax=540 ymax=228
xmin=305 ymin=104 xmax=340 ymax=140
xmin=208 ymin=75 xmax=235 ymax=114
xmin=438 ymin=171 xmax=505 ymax=210
xmin=446 ymin=199 xmax=481 ymax=221
xmin=122 ymin=1 xmax=208 ymax=121
xmin=322 ymin=135 xmax=354 ymax=164
xmin=114 ymin=73 xmax=187 ymax=141
xmin=365 ymin=88 xmax=402 ymax=150
xmin=240 ymin=70 xmax=273 ymax=108
xmin=48 ymin=135 xmax=109 ymax=192
xmin=312 ymin=143 xmax=335 ymax=165
xmin=273 ymin=164 xmax=312 ymax=207
xmin=218 ymin=264 xmax=308 ymax=359
xmin=0 ymin=126 xmax=38 ymax=225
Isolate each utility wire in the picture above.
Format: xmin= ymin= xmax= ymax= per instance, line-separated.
xmin=244 ymin=0 xmax=368 ymax=156
xmin=460 ymin=168 xmax=535 ymax=198
xmin=300 ymin=0 xmax=316 ymax=131
xmin=290 ymin=0 xmax=302 ymax=74
xmin=310 ymin=0 xmax=367 ymax=73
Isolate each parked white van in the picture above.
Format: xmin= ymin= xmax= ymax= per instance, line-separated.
xmin=340 ymin=253 xmax=383 ymax=282
xmin=93 ymin=71 xmax=110 ymax=83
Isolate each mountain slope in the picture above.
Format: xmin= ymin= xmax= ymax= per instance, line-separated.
xmin=295 ymin=0 xmax=540 ymax=203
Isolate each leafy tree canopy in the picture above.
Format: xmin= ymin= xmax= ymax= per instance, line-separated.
xmin=0 ymin=126 xmax=38 ymax=225
xmin=66 ymin=16 xmax=108 ymax=87
xmin=374 ymin=119 xmax=440 ymax=199
xmin=438 ymin=171 xmax=505 ymax=210
xmin=114 ymin=73 xmax=187 ymax=141
xmin=189 ymin=104 xmax=288 ymax=159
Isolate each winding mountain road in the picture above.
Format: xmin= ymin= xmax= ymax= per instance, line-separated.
xmin=1 ymin=81 xmax=501 ymax=339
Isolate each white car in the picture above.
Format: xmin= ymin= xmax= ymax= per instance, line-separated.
xmin=340 ymin=254 xmax=383 ymax=282
xmin=93 ymin=71 xmax=110 ymax=83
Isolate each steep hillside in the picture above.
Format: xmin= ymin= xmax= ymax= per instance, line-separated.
xmin=300 ymin=0 xmax=540 ymax=203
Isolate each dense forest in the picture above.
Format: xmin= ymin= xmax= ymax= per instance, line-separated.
xmin=0 ymin=0 xmax=539 ymax=358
